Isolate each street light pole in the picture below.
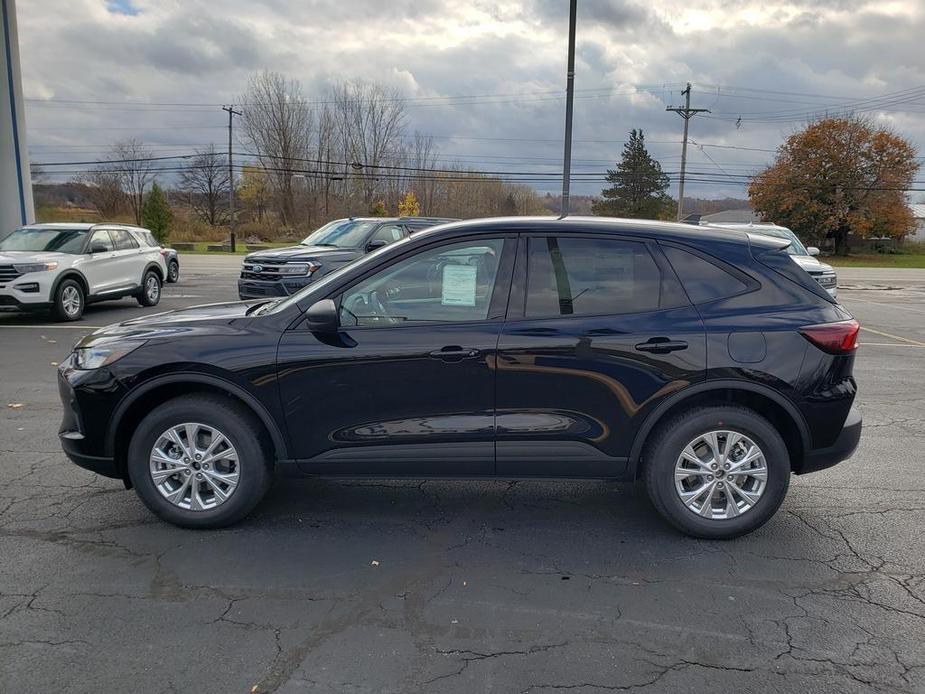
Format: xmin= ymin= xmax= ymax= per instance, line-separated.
xmin=560 ymin=0 xmax=577 ymax=218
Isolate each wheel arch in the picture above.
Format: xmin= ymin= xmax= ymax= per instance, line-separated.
xmin=628 ymin=380 xmax=810 ymax=479
xmin=50 ymin=269 xmax=89 ymax=300
xmin=143 ymin=262 xmax=164 ymax=282
xmin=107 ymin=373 xmax=289 ymax=484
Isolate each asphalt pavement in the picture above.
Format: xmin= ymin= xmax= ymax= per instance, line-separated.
xmin=1 ymin=258 xmax=924 ymax=693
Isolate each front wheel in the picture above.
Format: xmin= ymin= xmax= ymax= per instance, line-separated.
xmin=644 ymin=405 xmax=790 ymax=539
xmin=126 ymin=395 xmax=273 ymax=528
xmin=51 ymin=278 xmax=84 ymax=321
xmin=137 ymin=270 xmax=161 ymax=307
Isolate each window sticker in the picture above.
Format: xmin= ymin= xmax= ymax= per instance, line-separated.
xmin=391 ymin=228 xmax=402 ymax=241
xmin=441 ymin=264 xmax=478 ymax=306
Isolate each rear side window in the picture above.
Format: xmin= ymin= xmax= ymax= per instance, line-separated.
xmin=525 ymin=237 xmax=663 ymax=317
xmin=110 ymin=229 xmax=139 ymax=251
xmin=757 ymin=247 xmax=836 ymax=303
xmin=661 ymin=245 xmax=749 ymax=304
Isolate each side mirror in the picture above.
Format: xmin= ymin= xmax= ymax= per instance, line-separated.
xmin=807 ymin=246 xmax=820 ymax=256
xmin=305 ymin=299 xmax=339 ymax=332
xmin=365 ymin=239 xmax=388 ymax=253
xmin=90 ymin=243 xmax=109 ymax=254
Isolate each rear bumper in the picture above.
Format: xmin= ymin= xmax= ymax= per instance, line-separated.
xmin=798 ymin=405 xmax=861 ymax=474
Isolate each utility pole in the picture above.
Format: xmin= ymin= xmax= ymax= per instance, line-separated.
xmin=222 ymin=105 xmax=242 ymax=251
xmin=560 ymin=0 xmax=577 ymax=218
xmin=666 ymin=83 xmax=709 ymax=221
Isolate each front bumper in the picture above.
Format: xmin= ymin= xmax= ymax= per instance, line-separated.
xmin=798 ymin=405 xmax=861 ymax=474
xmin=0 ymin=272 xmax=54 ymax=309
xmin=238 ymin=277 xmax=312 ymax=299
xmin=57 ymin=363 xmax=121 ymax=479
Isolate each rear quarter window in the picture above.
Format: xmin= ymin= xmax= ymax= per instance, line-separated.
xmin=661 ymin=244 xmax=751 ymax=304
xmin=756 ymin=247 xmax=836 ymax=303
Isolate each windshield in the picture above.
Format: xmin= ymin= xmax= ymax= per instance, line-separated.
xmin=301 ymin=220 xmax=377 ymax=248
xmin=0 ymin=227 xmax=88 ymax=254
xmin=752 ymin=227 xmax=809 ymax=256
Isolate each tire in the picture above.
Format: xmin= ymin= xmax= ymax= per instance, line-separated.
xmin=126 ymin=395 xmax=273 ymax=528
xmin=137 ymin=270 xmax=162 ymax=307
xmin=643 ymin=405 xmax=791 ymax=540
xmin=51 ymin=278 xmax=85 ymax=321
xmin=167 ymin=260 xmax=179 ymax=283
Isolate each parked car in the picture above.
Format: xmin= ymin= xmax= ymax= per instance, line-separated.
xmin=0 ymin=223 xmax=167 ymax=321
xmin=58 ymin=216 xmax=861 ymax=538
xmin=709 ymin=223 xmax=838 ymax=298
xmin=238 ymin=216 xmax=456 ymax=300
xmin=131 ymin=228 xmax=180 ymax=283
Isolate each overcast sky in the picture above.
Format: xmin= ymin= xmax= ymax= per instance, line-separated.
xmin=17 ymin=0 xmax=925 ymax=201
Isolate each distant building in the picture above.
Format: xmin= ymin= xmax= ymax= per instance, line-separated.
xmin=911 ymin=204 xmax=925 ymax=242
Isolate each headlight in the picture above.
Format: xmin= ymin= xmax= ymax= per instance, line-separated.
xmin=277 ymin=262 xmax=321 ymax=276
xmin=73 ymin=341 xmax=145 ymax=370
xmin=13 ymin=262 xmax=58 ymax=274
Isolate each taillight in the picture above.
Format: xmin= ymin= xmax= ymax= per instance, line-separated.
xmin=160 ymin=250 xmax=169 ymax=257
xmin=799 ymin=319 xmax=860 ymax=355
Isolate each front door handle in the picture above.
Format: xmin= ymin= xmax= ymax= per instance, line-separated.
xmin=635 ymin=337 xmax=688 ymax=354
xmin=428 ymin=346 xmax=480 ymax=361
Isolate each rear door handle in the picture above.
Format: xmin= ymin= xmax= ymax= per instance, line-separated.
xmin=635 ymin=338 xmax=688 ymax=354
xmin=428 ymin=346 xmax=480 ymax=361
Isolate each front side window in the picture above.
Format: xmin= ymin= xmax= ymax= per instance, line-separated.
xmin=340 ymin=239 xmax=505 ymax=327
xmin=0 ymin=227 xmax=88 ymax=254
xmin=89 ymin=230 xmax=114 ymax=253
xmin=110 ymin=229 xmax=139 ymax=251
xmin=525 ymin=237 xmax=662 ymax=317
xmin=369 ymin=224 xmax=405 ymax=245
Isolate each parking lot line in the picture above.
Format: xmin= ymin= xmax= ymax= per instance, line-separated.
xmin=859 ymin=325 xmax=925 ymax=346
xmin=843 ymin=295 xmax=925 ymax=315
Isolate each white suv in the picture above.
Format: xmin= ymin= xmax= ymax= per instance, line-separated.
xmin=0 ymin=223 xmax=167 ymax=321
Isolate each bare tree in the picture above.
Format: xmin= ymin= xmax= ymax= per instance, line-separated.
xmin=331 ymin=79 xmax=407 ymax=207
xmin=75 ymin=169 xmax=125 ymax=218
xmin=238 ymin=71 xmax=314 ymax=226
xmin=107 ymin=138 xmax=156 ymax=225
xmin=178 ymin=145 xmax=230 ymax=226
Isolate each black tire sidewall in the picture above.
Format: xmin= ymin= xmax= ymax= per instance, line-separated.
xmin=53 ymin=278 xmax=84 ymax=321
xmin=138 ymin=270 xmax=161 ymax=306
xmin=127 ymin=397 xmax=271 ymax=528
xmin=168 ymin=261 xmax=179 ymax=283
xmin=645 ymin=407 xmax=790 ymax=539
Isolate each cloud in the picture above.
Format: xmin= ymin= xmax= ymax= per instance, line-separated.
xmin=15 ymin=0 xmax=925 ymax=199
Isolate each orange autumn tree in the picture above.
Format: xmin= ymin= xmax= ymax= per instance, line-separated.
xmin=749 ymin=118 xmax=918 ymax=255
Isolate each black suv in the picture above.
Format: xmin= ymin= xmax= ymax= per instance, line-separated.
xmin=58 ymin=217 xmax=861 ymax=538
xmin=238 ymin=216 xmax=456 ymax=299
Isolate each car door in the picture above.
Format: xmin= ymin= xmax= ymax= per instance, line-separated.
xmin=108 ymin=228 xmax=145 ymax=288
xmin=79 ymin=229 xmax=119 ymax=295
xmin=495 ymin=233 xmax=706 ymax=477
xmin=277 ymin=235 xmax=516 ymax=475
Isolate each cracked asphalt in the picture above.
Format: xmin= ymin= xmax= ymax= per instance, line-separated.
xmin=1 ymin=258 xmax=924 ymax=693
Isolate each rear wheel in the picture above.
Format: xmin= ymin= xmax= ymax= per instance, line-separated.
xmin=644 ymin=405 xmax=790 ymax=539
xmin=137 ymin=270 xmax=161 ymax=307
xmin=51 ymin=278 xmax=84 ymax=321
xmin=167 ymin=260 xmax=179 ymax=283
xmin=127 ymin=395 xmax=273 ymax=528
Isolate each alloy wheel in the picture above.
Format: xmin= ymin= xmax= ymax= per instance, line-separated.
xmin=62 ymin=285 xmax=81 ymax=317
xmin=145 ymin=276 xmax=160 ymax=302
xmin=149 ymin=423 xmax=240 ymax=511
xmin=674 ymin=430 xmax=768 ymax=520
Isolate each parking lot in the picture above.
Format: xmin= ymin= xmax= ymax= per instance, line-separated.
xmin=1 ymin=257 xmax=924 ymax=694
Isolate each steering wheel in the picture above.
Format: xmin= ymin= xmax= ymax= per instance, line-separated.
xmin=370 ymin=289 xmax=399 ymax=324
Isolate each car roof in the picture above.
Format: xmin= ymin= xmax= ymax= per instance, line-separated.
xmin=415 ymin=215 xmax=758 ymax=246
xmin=19 ymin=222 xmax=96 ymax=230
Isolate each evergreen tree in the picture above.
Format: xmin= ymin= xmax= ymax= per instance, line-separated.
xmin=592 ymin=129 xmax=671 ymax=219
xmin=141 ymin=183 xmax=173 ymax=244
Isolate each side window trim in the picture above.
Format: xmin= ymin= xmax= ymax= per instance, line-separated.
xmin=90 ymin=229 xmax=115 ymax=252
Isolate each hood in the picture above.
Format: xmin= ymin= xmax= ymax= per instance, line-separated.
xmin=77 ymin=300 xmax=260 ymax=347
xmin=246 ymin=245 xmax=361 ymax=263
xmin=791 ymin=254 xmax=834 ymax=274
xmin=0 ymin=251 xmax=76 ymax=264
